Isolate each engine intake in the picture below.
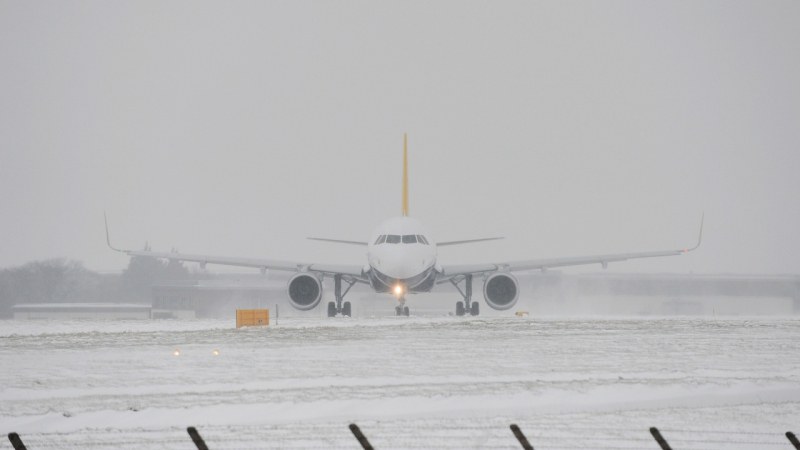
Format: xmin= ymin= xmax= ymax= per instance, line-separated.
xmin=483 ymin=273 xmax=519 ymax=310
xmin=288 ymin=274 xmax=322 ymax=311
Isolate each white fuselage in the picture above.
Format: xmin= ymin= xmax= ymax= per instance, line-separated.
xmin=366 ymin=216 xmax=439 ymax=295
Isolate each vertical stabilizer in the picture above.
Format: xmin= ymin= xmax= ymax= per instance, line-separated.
xmin=402 ymin=134 xmax=409 ymax=216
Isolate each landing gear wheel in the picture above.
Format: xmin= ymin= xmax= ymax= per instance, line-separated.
xmin=395 ymin=306 xmax=402 ymax=316
xmin=452 ymin=274 xmax=477 ymax=318
xmin=403 ymin=306 xmax=410 ymax=316
xmin=327 ymin=302 xmax=337 ymax=317
xmin=329 ymin=274 xmax=356 ymax=319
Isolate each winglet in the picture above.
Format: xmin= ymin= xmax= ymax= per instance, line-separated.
xmin=104 ymin=212 xmax=128 ymax=253
xmin=402 ymin=133 xmax=409 ymax=217
xmin=683 ymin=213 xmax=704 ymax=253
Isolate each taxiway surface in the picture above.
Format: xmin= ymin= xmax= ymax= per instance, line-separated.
xmin=1 ymin=316 xmax=798 ymax=449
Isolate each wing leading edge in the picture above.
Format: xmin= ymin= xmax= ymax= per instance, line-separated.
xmin=439 ymin=215 xmax=703 ymax=281
xmin=105 ymin=214 xmax=366 ymax=279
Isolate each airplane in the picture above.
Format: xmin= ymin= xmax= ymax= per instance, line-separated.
xmin=106 ymin=134 xmax=703 ymax=317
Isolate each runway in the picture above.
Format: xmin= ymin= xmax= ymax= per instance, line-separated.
xmin=1 ymin=316 xmax=798 ymax=449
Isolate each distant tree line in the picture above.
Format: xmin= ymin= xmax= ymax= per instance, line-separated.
xmin=0 ymin=256 xmax=202 ymax=318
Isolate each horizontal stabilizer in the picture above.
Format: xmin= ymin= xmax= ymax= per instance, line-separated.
xmin=307 ymin=237 xmax=369 ymax=246
xmin=437 ymin=237 xmax=504 ymax=247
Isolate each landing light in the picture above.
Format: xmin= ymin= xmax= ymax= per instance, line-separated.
xmin=172 ymin=349 xmax=181 ymax=357
xmin=393 ymin=284 xmax=404 ymax=297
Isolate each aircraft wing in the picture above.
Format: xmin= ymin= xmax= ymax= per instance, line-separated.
xmin=124 ymin=249 xmax=301 ymax=272
xmin=307 ymin=263 xmax=367 ymax=278
xmin=439 ymin=216 xmax=703 ymax=281
xmin=119 ymin=249 xmax=366 ymax=278
xmin=106 ymin=215 xmax=366 ymax=279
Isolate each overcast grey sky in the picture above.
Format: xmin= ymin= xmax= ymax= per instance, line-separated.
xmin=1 ymin=1 xmax=798 ymax=274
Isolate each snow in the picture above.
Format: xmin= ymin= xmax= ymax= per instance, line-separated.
xmin=1 ymin=316 xmax=798 ymax=449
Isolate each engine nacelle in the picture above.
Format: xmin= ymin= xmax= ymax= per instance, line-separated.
xmin=483 ymin=273 xmax=519 ymax=311
xmin=287 ymin=273 xmax=323 ymax=311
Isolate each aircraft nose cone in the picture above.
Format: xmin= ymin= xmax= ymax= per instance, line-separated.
xmin=379 ymin=257 xmax=424 ymax=280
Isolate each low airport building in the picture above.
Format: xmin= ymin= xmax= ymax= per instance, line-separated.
xmin=151 ymin=275 xmax=287 ymax=319
xmin=528 ymin=272 xmax=800 ymax=315
xmin=13 ymin=303 xmax=152 ymax=320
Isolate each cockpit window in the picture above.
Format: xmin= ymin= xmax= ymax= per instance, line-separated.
xmin=375 ymin=235 xmax=386 ymax=245
xmin=386 ymin=235 xmax=401 ymax=244
xmin=416 ymin=235 xmax=429 ymax=245
xmin=402 ymin=235 xmax=417 ymax=244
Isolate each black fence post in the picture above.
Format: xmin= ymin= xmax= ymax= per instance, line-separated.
xmin=649 ymin=427 xmax=673 ymax=450
xmin=349 ymin=423 xmax=375 ymax=450
xmin=787 ymin=431 xmax=800 ymax=450
xmin=7 ymin=433 xmax=27 ymax=450
xmin=187 ymin=426 xmax=210 ymax=450
xmin=510 ymin=424 xmax=534 ymax=450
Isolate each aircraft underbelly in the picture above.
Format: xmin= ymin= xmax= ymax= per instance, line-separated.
xmin=369 ymin=265 xmax=437 ymax=293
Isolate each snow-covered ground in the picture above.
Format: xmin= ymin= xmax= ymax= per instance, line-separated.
xmin=1 ymin=316 xmax=798 ymax=449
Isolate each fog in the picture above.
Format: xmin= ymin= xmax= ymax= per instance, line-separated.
xmin=1 ymin=1 xmax=799 ymax=275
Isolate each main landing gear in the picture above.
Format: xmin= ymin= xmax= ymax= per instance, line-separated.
xmin=395 ymin=297 xmax=410 ymax=316
xmin=451 ymin=274 xmax=479 ymax=316
xmin=327 ymin=274 xmax=356 ymax=317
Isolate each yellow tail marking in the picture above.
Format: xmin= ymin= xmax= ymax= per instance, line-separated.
xmin=402 ymin=133 xmax=409 ymax=217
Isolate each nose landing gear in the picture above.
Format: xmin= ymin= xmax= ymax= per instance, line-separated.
xmin=395 ymin=297 xmax=410 ymax=316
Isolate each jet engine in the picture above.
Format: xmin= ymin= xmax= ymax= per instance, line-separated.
xmin=288 ymin=273 xmax=323 ymax=311
xmin=483 ymin=273 xmax=519 ymax=310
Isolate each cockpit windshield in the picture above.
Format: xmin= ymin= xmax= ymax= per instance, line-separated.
xmin=376 ymin=234 xmax=428 ymax=245
xmin=385 ymin=235 xmax=401 ymax=244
